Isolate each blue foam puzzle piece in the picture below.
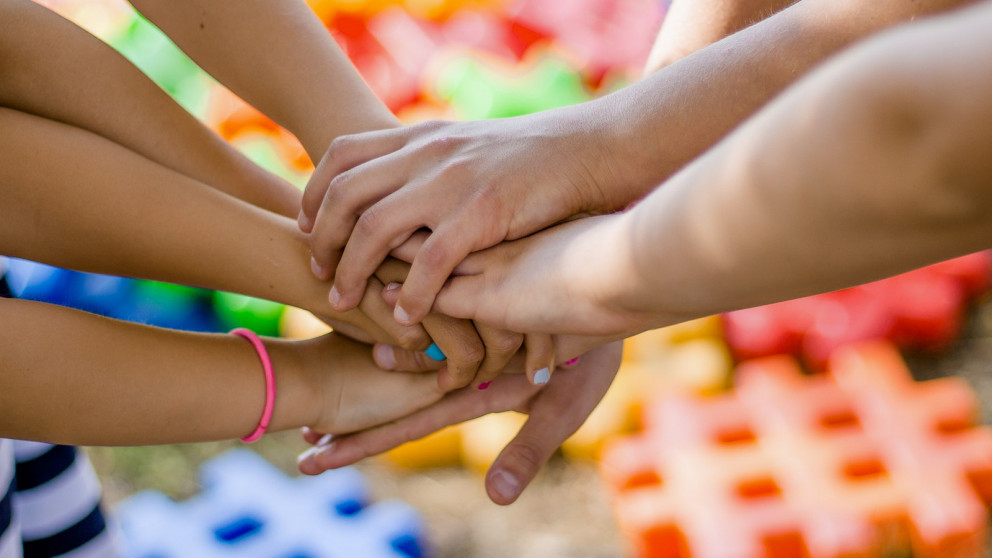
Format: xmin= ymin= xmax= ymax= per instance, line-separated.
xmin=115 ymin=450 xmax=429 ymax=558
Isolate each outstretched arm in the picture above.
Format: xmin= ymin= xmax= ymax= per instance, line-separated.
xmin=0 ymin=0 xmax=299 ymax=217
xmin=126 ymin=0 xmax=532 ymax=387
xmin=126 ymin=0 xmax=398 ymax=163
xmin=644 ymin=0 xmax=797 ymax=73
xmin=0 ymin=297 xmax=443 ymax=446
xmin=431 ymin=0 xmax=992 ymax=337
xmin=299 ymin=0 xmax=977 ymax=327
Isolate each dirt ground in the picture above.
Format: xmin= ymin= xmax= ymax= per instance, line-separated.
xmin=88 ymin=299 xmax=992 ymax=558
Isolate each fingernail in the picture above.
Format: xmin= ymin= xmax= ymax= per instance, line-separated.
xmin=533 ymin=367 xmax=550 ymax=385
xmin=297 ymin=210 xmax=312 ymax=231
xmin=565 ymin=357 xmax=580 ymax=366
xmin=477 ymin=381 xmax=492 ymax=390
xmin=425 ymin=343 xmax=446 ymax=361
xmin=297 ymin=444 xmax=320 ymax=465
xmin=329 ymin=285 xmax=342 ymax=308
xmin=314 ymin=440 xmax=336 ymax=460
xmin=490 ymin=469 xmax=520 ymax=502
xmin=373 ymin=344 xmax=397 ymax=369
xmin=385 ymin=282 xmax=402 ymax=292
xmin=311 ymin=256 xmax=327 ymax=279
xmin=394 ymin=304 xmax=412 ymax=325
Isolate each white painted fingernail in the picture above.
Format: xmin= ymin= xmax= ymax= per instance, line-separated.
xmin=297 ymin=445 xmax=319 ymax=464
xmin=533 ymin=367 xmax=550 ymax=385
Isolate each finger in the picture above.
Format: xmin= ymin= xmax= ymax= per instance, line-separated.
xmin=432 ymin=273 xmax=490 ymax=322
xmin=394 ymin=223 xmax=480 ymax=326
xmin=389 ymin=230 xmax=429 ymax=264
xmin=358 ymin=276 xmax=431 ymax=352
xmin=297 ymin=375 xmax=540 ymax=475
xmin=524 ymin=333 xmax=555 ymax=386
xmin=301 ymin=426 xmax=330 ymax=446
xmin=326 ymin=193 xmax=427 ymax=312
xmin=315 ymin=310 xmax=394 ymax=346
xmin=485 ymin=343 xmax=622 ymax=504
xmin=473 ymin=325 xmax=524 ymax=389
xmin=375 ymin=270 xmax=486 ymax=389
xmin=308 ymin=151 xmax=416 ymax=282
xmin=372 ymin=343 xmax=446 ymax=372
xmin=329 ymin=368 xmax=446 ymax=434
xmin=300 ymin=128 xmax=409 ymax=231
xmin=421 ymin=313 xmax=485 ymax=391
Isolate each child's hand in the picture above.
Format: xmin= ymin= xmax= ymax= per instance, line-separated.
xmin=423 ymin=214 xmax=658 ymax=339
xmin=297 ymin=341 xmax=623 ymax=505
xmin=293 ymin=334 xmax=445 ymax=434
xmin=300 ymin=110 xmax=639 ymax=327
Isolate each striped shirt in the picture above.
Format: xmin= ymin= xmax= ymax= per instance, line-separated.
xmin=0 ymin=440 xmax=119 ymax=557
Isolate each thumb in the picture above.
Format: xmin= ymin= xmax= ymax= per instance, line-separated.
xmin=484 ymin=414 xmax=574 ymax=505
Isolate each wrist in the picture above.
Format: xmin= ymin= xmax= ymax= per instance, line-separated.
xmin=265 ymin=338 xmax=322 ymax=432
xmin=563 ymin=213 xmax=660 ymax=337
xmin=569 ymin=93 xmax=670 ymax=212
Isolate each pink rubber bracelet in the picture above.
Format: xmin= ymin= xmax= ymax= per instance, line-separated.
xmin=231 ymin=328 xmax=275 ymax=443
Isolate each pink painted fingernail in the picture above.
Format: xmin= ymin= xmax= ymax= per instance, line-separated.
xmin=565 ymin=357 xmax=580 ymax=366
xmin=477 ymin=381 xmax=492 ymax=390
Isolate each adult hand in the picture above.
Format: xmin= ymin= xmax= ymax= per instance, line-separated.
xmin=298 ymin=341 xmax=623 ymax=505
xmin=299 ymin=109 xmax=636 ymax=327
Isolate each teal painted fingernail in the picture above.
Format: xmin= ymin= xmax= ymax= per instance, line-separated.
xmin=534 ymin=367 xmax=550 ymax=385
xmin=425 ymin=343 xmax=446 ymax=361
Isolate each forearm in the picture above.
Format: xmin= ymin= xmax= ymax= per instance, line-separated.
xmin=645 ymin=0 xmax=797 ymax=73
xmin=617 ymin=2 xmax=992 ymax=327
xmin=0 ymin=108 xmax=387 ymax=339
xmin=128 ymin=0 xmax=399 ymax=161
xmin=0 ymin=0 xmax=299 ymax=217
xmin=0 ymin=297 xmax=316 ymax=445
xmin=584 ymin=0 xmax=976 ymax=210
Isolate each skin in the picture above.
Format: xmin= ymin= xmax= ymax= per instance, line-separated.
xmin=644 ymin=0 xmax=798 ymax=72
xmin=299 ymin=0 xmax=977 ymax=329
xmin=0 ymin=0 xmax=537 ymax=388
xmin=0 ymin=108 xmax=445 ymax=445
xmin=299 ymin=0 xmax=992 ymax=506
xmin=426 ymin=0 xmax=992 ymax=339
xmin=126 ymin=0 xmax=534 ymax=386
xmin=0 ymin=297 xmax=444 ymax=446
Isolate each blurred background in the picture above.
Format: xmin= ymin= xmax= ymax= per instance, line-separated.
xmin=9 ymin=0 xmax=992 ymax=556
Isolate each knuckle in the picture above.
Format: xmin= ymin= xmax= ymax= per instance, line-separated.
xmin=419 ymin=238 xmax=452 ymax=270
xmin=397 ymin=329 xmax=430 ymax=352
xmin=327 ymin=134 xmax=356 ymax=156
xmin=455 ymin=342 xmax=486 ymax=369
xmin=354 ymin=205 xmax=385 ymax=237
xmin=422 ymin=134 xmax=462 ymax=156
xmin=505 ymin=440 xmax=546 ymax=474
xmin=490 ymin=332 xmax=523 ymax=357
